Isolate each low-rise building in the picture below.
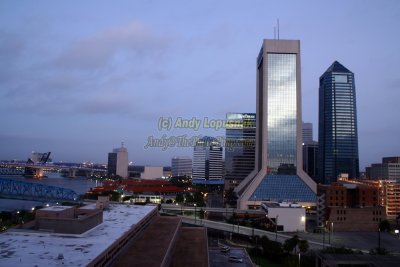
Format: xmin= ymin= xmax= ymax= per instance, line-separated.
xmin=35 ymin=204 xmax=103 ymax=234
xmin=347 ymin=179 xmax=400 ymax=219
xmin=317 ymin=181 xmax=383 ymax=231
xmin=128 ymin=165 xmax=164 ymax=179
xmin=366 ymin=156 xmax=400 ymax=180
xmin=261 ymin=202 xmax=306 ymax=232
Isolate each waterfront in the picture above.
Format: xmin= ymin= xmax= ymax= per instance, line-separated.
xmin=0 ymin=173 xmax=101 ymax=211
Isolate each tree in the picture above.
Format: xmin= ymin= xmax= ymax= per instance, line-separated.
xmin=298 ymin=239 xmax=309 ymax=254
xmin=185 ymin=192 xmax=194 ymax=203
xmin=260 ymin=236 xmax=283 ymax=261
xmin=199 ymin=208 xmax=205 ymax=219
xmin=175 ymin=193 xmax=184 ymax=203
xmin=193 ymin=192 xmax=205 ymax=206
xmin=283 ymin=235 xmax=299 ymax=254
xmin=379 ymin=220 xmax=391 ymax=232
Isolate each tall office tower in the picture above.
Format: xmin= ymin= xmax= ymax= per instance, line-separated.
xmin=318 ymin=61 xmax=359 ymax=184
xmin=171 ymin=156 xmax=192 ymax=177
xmin=107 ymin=144 xmax=128 ymax=178
xmin=235 ymin=39 xmax=317 ymax=209
xmin=302 ymin=122 xmax=313 ymax=143
xmin=225 ymin=113 xmax=256 ymax=190
xmin=192 ymin=136 xmax=223 ymax=182
xmin=303 ymin=141 xmax=319 ymax=182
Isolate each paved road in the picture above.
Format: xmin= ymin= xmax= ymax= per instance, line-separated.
xmin=167 ymin=211 xmax=400 ymax=254
xmin=296 ymin=231 xmax=400 ymax=254
xmin=209 ymin=247 xmax=253 ymax=267
xmin=180 ymin=216 xmax=327 ymax=250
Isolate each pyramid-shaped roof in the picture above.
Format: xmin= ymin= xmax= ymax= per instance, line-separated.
xmin=325 ymin=61 xmax=352 ymax=73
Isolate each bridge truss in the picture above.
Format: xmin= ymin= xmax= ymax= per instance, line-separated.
xmin=0 ymin=178 xmax=78 ymax=202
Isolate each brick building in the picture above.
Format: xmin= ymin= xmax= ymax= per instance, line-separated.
xmin=317 ymin=182 xmax=384 ymax=231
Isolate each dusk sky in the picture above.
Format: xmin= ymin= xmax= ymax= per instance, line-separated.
xmin=1 ymin=1 xmax=399 ymax=170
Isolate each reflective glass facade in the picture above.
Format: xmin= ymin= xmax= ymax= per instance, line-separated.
xmin=225 ymin=113 xmax=256 ymax=187
xmin=193 ymin=136 xmax=223 ymax=181
xmin=267 ymin=54 xmax=297 ymax=174
xmin=252 ymin=175 xmax=316 ymax=202
xmin=237 ymin=40 xmax=317 ymax=209
xmin=318 ymin=61 xmax=359 ymax=183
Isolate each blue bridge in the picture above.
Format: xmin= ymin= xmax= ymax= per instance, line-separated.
xmin=0 ymin=178 xmax=79 ymax=202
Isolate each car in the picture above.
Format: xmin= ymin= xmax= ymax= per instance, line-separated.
xmin=228 ymin=255 xmax=243 ymax=263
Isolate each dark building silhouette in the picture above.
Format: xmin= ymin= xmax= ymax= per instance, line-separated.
xmin=303 ymin=141 xmax=318 ymax=182
xmin=224 ymin=113 xmax=256 ymax=190
xmin=318 ymin=61 xmax=359 ymax=184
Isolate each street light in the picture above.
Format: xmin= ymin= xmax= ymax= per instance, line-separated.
xmin=298 ymin=252 xmax=301 ymax=267
xmin=275 ymin=215 xmax=279 ymax=241
xmin=194 ymin=204 xmax=197 ymax=224
xmin=331 ymin=222 xmax=334 ymax=243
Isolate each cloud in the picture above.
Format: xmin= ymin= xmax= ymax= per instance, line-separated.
xmin=0 ymin=20 xmax=173 ymax=118
xmin=75 ymin=94 xmax=135 ymax=115
xmin=53 ymin=21 xmax=170 ymax=70
xmin=0 ymin=30 xmax=25 ymax=62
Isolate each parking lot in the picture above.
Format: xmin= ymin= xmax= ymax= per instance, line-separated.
xmin=208 ymin=233 xmax=254 ymax=267
xmin=209 ymin=247 xmax=253 ymax=267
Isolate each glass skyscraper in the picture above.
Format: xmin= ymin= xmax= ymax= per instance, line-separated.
xmin=318 ymin=61 xmax=359 ymax=184
xmin=192 ymin=136 xmax=223 ymax=182
xmin=236 ymin=39 xmax=316 ymax=209
xmin=224 ymin=113 xmax=256 ymax=190
xmin=171 ymin=156 xmax=192 ymax=177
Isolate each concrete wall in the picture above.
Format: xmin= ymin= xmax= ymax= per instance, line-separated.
xmin=36 ymin=206 xmax=75 ymax=219
xmin=266 ymin=207 xmax=306 ymax=232
xmin=36 ymin=209 xmax=103 ymax=234
xmin=35 ymin=205 xmax=103 ymax=234
xmin=141 ymin=166 xmax=164 ymax=179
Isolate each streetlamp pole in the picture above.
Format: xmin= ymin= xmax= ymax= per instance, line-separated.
xmin=327 ymin=221 xmax=330 ymax=244
xmin=331 ymin=222 xmax=334 ymax=244
xmin=194 ymin=204 xmax=197 ymax=224
xmin=232 ymin=208 xmax=235 ymax=232
xmin=378 ymin=227 xmax=381 ymax=252
xmin=275 ymin=215 xmax=279 ymax=241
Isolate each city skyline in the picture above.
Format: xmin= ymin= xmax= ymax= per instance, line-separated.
xmin=1 ymin=1 xmax=399 ymax=169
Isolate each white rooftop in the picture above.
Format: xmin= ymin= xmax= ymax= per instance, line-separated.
xmin=40 ymin=205 xmax=73 ymax=211
xmin=0 ymin=204 xmax=156 ymax=267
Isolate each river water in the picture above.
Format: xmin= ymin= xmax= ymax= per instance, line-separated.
xmin=0 ymin=173 xmax=101 ymax=211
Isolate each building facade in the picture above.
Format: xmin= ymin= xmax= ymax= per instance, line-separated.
xmin=366 ymin=157 xmax=400 ymax=180
xmin=171 ymin=156 xmax=192 ymax=177
xmin=224 ymin=113 xmax=256 ymax=190
xmin=107 ymin=145 xmax=128 ymax=178
xmin=350 ymin=179 xmax=400 ymax=219
xmin=317 ymin=182 xmax=383 ymax=230
xmin=235 ymin=39 xmax=316 ymax=209
xmin=302 ymin=122 xmax=313 ymax=144
xmin=318 ymin=61 xmax=359 ymax=183
xmin=192 ymin=136 xmax=223 ymax=182
xmin=303 ymin=141 xmax=319 ymax=182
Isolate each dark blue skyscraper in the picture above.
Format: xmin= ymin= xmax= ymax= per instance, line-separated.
xmin=318 ymin=61 xmax=359 ymax=184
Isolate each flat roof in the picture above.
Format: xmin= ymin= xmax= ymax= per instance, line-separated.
xmin=0 ymin=204 xmax=156 ymax=266
xmin=113 ymin=216 xmax=181 ymax=267
xmin=171 ymin=227 xmax=208 ymax=267
xmin=78 ymin=204 xmax=97 ymax=210
xmin=40 ymin=205 xmax=73 ymax=211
